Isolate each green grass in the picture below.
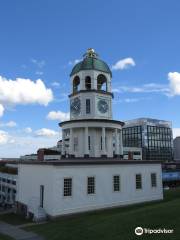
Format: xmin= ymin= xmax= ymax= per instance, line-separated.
xmin=24 ymin=188 xmax=180 ymax=240
xmin=0 ymin=213 xmax=32 ymax=226
xmin=0 ymin=233 xmax=14 ymax=240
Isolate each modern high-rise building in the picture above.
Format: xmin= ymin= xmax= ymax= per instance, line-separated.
xmin=122 ymin=118 xmax=173 ymax=161
xmin=174 ymin=137 xmax=180 ymax=161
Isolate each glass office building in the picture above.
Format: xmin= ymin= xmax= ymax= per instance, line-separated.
xmin=122 ymin=118 xmax=173 ymax=162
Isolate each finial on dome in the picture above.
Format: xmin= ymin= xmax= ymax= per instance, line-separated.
xmin=83 ymin=48 xmax=98 ymax=58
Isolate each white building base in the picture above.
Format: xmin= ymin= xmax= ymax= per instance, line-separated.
xmin=16 ymin=159 xmax=163 ymax=220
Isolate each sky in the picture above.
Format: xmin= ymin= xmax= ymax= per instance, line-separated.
xmin=0 ymin=0 xmax=180 ymax=157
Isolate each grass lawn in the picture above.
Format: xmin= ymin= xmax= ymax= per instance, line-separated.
xmin=24 ymin=188 xmax=180 ymax=240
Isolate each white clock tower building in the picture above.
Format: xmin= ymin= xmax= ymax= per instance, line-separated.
xmin=59 ymin=49 xmax=124 ymax=158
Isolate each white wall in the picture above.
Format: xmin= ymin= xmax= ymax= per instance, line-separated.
xmin=17 ymin=165 xmax=54 ymax=215
xmin=17 ymin=163 xmax=163 ymax=217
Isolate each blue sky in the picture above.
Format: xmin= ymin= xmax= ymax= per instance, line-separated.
xmin=0 ymin=0 xmax=180 ymax=157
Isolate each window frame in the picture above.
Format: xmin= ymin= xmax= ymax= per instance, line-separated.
xmin=63 ymin=178 xmax=73 ymax=197
xmin=135 ymin=174 xmax=142 ymax=190
xmin=113 ymin=175 xmax=120 ymax=192
xmin=151 ymin=173 xmax=157 ymax=188
xmin=87 ymin=176 xmax=96 ymax=195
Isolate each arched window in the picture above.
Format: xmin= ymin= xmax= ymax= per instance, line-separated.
xmin=85 ymin=76 xmax=91 ymax=90
xmin=97 ymin=74 xmax=107 ymax=91
xmin=73 ymin=76 xmax=80 ymax=93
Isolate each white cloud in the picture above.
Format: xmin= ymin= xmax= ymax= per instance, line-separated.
xmin=114 ymin=97 xmax=150 ymax=104
xmin=123 ymin=98 xmax=140 ymax=103
xmin=35 ymin=71 xmax=44 ymax=75
xmin=35 ymin=128 xmax=58 ymax=137
xmin=51 ymin=82 xmax=60 ymax=87
xmin=0 ymin=133 xmax=60 ymax=157
xmin=112 ymin=57 xmax=135 ymax=70
xmin=0 ymin=121 xmax=17 ymax=128
xmin=24 ymin=127 xmax=32 ymax=133
xmin=6 ymin=121 xmax=17 ymax=127
xmin=0 ymin=130 xmax=12 ymax=145
xmin=173 ymin=128 xmax=180 ymax=139
xmin=47 ymin=111 xmax=70 ymax=121
xmin=112 ymin=83 xmax=170 ymax=94
xmin=0 ymin=76 xmax=53 ymax=106
xmin=168 ymin=72 xmax=180 ymax=96
xmin=0 ymin=104 xmax=4 ymax=118
xmin=68 ymin=59 xmax=82 ymax=65
xmin=31 ymin=59 xmax=45 ymax=68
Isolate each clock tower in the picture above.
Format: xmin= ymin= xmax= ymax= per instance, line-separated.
xmin=59 ymin=49 xmax=124 ymax=158
xmin=69 ymin=48 xmax=113 ymax=120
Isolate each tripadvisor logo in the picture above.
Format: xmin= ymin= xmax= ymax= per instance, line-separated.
xmin=135 ymin=227 xmax=143 ymax=236
xmin=135 ymin=227 xmax=174 ymax=235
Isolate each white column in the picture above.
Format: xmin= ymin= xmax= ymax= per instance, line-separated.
xmin=81 ymin=75 xmax=85 ymax=90
xmin=115 ymin=128 xmax=120 ymax=156
xmin=102 ymin=127 xmax=106 ymax=156
xmin=119 ymin=129 xmax=123 ymax=156
xmin=94 ymin=73 xmax=97 ymax=90
xmin=62 ymin=130 xmax=65 ymax=156
xmin=107 ymin=132 xmax=113 ymax=157
xmin=84 ymin=127 xmax=89 ymax=157
xmin=69 ymin=128 xmax=74 ymax=156
xmin=80 ymin=77 xmax=83 ymax=90
xmin=107 ymin=79 xmax=111 ymax=92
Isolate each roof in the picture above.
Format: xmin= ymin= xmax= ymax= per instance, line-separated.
xmin=19 ymin=159 xmax=162 ymax=166
xmin=59 ymin=118 xmax=125 ymax=127
xmin=70 ymin=49 xmax=112 ymax=77
xmin=124 ymin=118 xmax=172 ymax=128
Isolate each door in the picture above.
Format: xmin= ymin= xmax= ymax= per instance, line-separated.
xmin=40 ymin=185 xmax=44 ymax=208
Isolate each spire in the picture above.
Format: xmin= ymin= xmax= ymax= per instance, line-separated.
xmin=83 ymin=48 xmax=98 ymax=58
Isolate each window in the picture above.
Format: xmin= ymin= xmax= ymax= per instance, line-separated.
xmin=2 ymin=186 xmax=5 ymax=192
xmin=63 ymin=178 xmax=72 ymax=196
xmin=40 ymin=185 xmax=44 ymax=208
xmin=97 ymin=74 xmax=107 ymax=91
xmin=87 ymin=177 xmax=95 ymax=194
xmin=113 ymin=175 xmax=120 ymax=192
xmin=88 ymin=136 xmax=91 ymax=150
xmin=151 ymin=173 xmax=157 ymax=187
xmin=74 ymin=137 xmax=78 ymax=151
xmin=12 ymin=180 xmax=16 ymax=185
xmin=85 ymin=76 xmax=91 ymax=90
xmin=133 ymin=151 xmax=141 ymax=155
xmin=86 ymin=99 xmax=91 ymax=114
xmin=136 ymin=174 xmax=142 ymax=189
xmin=73 ymin=76 xmax=80 ymax=93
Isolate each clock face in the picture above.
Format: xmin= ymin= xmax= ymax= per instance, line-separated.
xmin=71 ymin=97 xmax=81 ymax=115
xmin=98 ymin=99 xmax=108 ymax=114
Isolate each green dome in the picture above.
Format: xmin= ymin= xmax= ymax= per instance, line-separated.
xmin=70 ymin=49 xmax=112 ymax=77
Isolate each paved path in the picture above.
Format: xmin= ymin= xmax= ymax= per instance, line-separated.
xmin=0 ymin=208 xmax=14 ymax=215
xmin=0 ymin=221 xmax=44 ymax=240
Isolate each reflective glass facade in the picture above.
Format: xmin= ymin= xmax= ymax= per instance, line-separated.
xmin=122 ymin=118 xmax=173 ymax=162
xmin=123 ymin=126 xmax=142 ymax=148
